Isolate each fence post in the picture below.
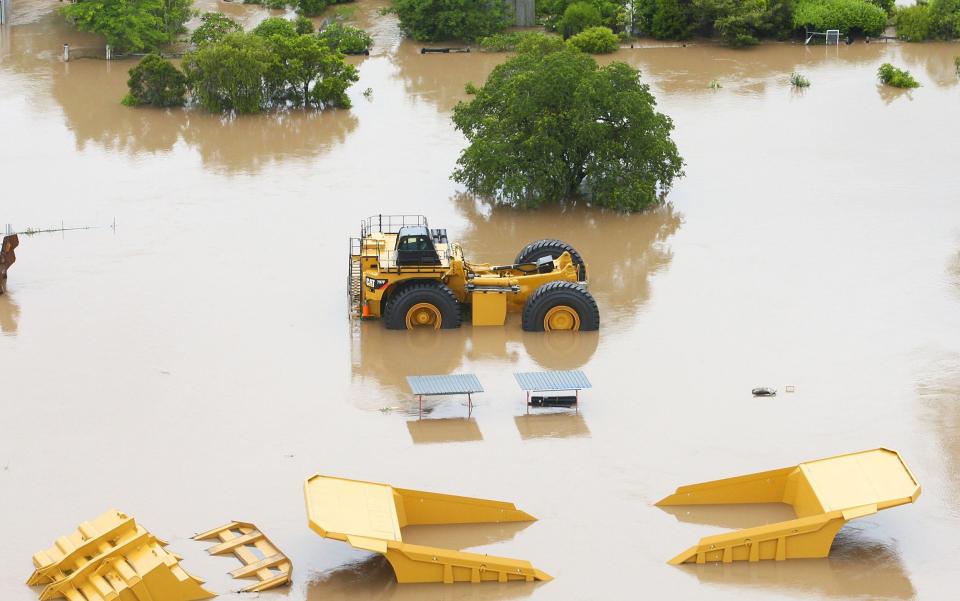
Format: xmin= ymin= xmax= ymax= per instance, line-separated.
xmin=63 ymin=43 xmax=69 ymax=62
xmin=105 ymin=44 xmax=111 ymax=60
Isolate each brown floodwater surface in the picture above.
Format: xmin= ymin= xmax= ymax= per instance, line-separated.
xmin=2 ymin=1 xmax=960 ymax=600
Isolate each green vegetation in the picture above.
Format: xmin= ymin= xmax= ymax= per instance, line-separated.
xmin=191 ymin=12 xmax=243 ymax=47
xmin=559 ymin=2 xmax=604 ymax=37
xmin=955 ymin=55 xmax=960 ymax=74
xmin=121 ymin=53 xmax=187 ymax=107
xmin=792 ymin=0 xmax=887 ymax=36
xmin=60 ymin=0 xmax=193 ymax=52
xmin=317 ymin=23 xmax=374 ymax=54
xmin=790 ymin=71 xmax=810 ymax=86
xmin=567 ymin=26 xmax=621 ymax=52
xmin=178 ymin=17 xmax=358 ymax=113
xmin=894 ymin=0 xmax=960 ymax=40
xmin=295 ymin=16 xmax=316 ymax=35
xmin=895 ymin=3 xmax=932 ymax=40
xmin=877 ymin=62 xmax=920 ymax=87
xmin=452 ymin=34 xmax=684 ymax=212
xmin=479 ymin=31 xmax=558 ymax=51
xmin=709 ymin=78 xmax=722 ymax=88
xmin=389 ymin=0 xmax=512 ymax=41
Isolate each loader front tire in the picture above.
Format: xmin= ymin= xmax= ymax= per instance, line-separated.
xmin=384 ymin=282 xmax=462 ymax=330
xmin=521 ymin=281 xmax=599 ymax=332
xmin=515 ymin=239 xmax=586 ymax=280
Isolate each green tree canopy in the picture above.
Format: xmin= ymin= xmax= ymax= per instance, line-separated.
xmin=559 ymin=2 xmax=604 ymax=37
xmin=183 ymin=32 xmax=274 ymax=113
xmin=793 ymin=0 xmax=888 ymax=36
xmin=317 ymin=23 xmax=374 ymax=54
xmin=389 ymin=0 xmax=512 ymax=41
xmin=452 ymin=35 xmax=684 ymax=212
xmin=122 ymin=53 xmax=187 ymax=107
xmin=191 ymin=12 xmax=243 ymax=47
xmin=61 ymin=0 xmax=193 ymax=52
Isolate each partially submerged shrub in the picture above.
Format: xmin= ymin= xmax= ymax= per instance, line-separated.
xmin=790 ymin=72 xmax=811 ymax=87
xmin=317 ymin=23 xmax=373 ymax=54
xmin=955 ymin=55 xmax=960 ymax=74
xmin=567 ymin=26 xmax=620 ymax=53
xmin=708 ymin=79 xmax=722 ymax=89
xmin=121 ymin=53 xmax=187 ymax=107
xmin=479 ymin=31 xmax=556 ymax=51
xmin=877 ymin=62 xmax=920 ymax=87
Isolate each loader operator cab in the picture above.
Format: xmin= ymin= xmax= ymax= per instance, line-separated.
xmin=395 ymin=226 xmax=441 ymax=267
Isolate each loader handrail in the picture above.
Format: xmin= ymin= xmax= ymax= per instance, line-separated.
xmin=360 ymin=215 xmax=428 ymax=237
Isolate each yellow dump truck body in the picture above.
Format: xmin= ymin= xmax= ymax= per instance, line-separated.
xmin=657 ymin=448 xmax=920 ymax=564
xmin=304 ymin=474 xmax=551 ymax=584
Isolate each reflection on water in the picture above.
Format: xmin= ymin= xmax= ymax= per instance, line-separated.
xmin=514 ymin=413 xmax=589 ymax=440
xmin=306 ymin=522 xmax=538 ymax=601
xmin=679 ymin=532 xmax=914 ymax=600
xmin=406 ymin=417 xmax=482 ymax=444
xmin=349 ymin=323 xmax=598 ymax=406
xmin=307 ymin=555 xmax=538 ymax=601
xmin=659 ymin=502 xmax=797 ymax=530
xmin=0 ymin=294 xmax=19 ymax=334
xmin=453 ymin=195 xmax=682 ymax=324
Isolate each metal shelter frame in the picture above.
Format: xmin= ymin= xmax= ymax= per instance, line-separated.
xmin=514 ymin=370 xmax=592 ymax=414
xmin=407 ymin=374 xmax=483 ymax=417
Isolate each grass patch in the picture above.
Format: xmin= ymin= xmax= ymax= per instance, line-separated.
xmin=790 ymin=72 xmax=811 ymax=87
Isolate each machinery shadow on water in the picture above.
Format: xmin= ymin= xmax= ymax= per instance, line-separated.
xmin=673 ymin=529 xmax=915 ymax=600
xmin=349 ymin=322 xmax=600 ymax=411
xmin=660 ymin=503 xmax=915 ymax=599
xmin=306 ymin=523 xmax=539 ymax=601
xmin=452 ymin=193 xmax=682 ymax=327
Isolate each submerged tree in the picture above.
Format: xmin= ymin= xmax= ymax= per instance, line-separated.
xmin=122 ymin=53 xmax=187 ymax=107
xmin=60 ymin=0 xmax=193 ymax=53
xmin=452 ymin=35 xmax=684 ymax=212
xmin=191 ymin=12 xmax=244 ymax=47
xmin=389 ymin=0 xmax=512 ymax=41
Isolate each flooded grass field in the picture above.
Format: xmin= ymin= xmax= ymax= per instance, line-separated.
xmin=2 ymin=1 xmax=959 ymax=599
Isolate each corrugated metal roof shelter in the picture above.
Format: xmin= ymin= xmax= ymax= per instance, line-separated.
xmin=514 ymin=370 xmax=591 ymax=392
xmin=407 ymin=374 xmax=483 ymax=416
xmin=513 ymin=370 xmax=591 ymax=413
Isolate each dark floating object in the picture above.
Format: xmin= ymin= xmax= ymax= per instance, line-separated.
xmin=752 ymin=387 xmax=777 ymax=397
xmin=421 ymin=47 xmax=471 ymax=54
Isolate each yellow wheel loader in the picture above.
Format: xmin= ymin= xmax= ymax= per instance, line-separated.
xmin=348 ymin=215 xmax=599 ymax=331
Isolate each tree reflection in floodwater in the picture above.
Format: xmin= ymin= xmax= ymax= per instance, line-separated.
xmin=452 ymin=193 xmax=682 ymax=325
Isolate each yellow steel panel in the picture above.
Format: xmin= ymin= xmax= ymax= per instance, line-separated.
xmin=192 ymin=521 xmax=291 ymax=593
xmin=658 ymin=449 xmax=920 ymax=564
xmin=305 ymin=476 xmax=403 ymax=541
xmin=29 ymin=511 xmax=213 ymax=601
xmin=801 ymin=448 xmax=919 ymax=512
xmin=471 ymin=291 xmax=507 ymax=326
xmin=304 ymin=474 xmax=550 ymax=584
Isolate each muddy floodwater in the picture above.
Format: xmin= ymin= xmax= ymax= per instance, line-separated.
xmin=2 ymin=0 xmax=960 ymax=599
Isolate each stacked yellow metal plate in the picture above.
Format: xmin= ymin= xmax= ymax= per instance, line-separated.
xmin=27 ymin=510 xmax=213 ymax=601
xmin=658 ymin=448 xmax=921 ymax=564
xmin=304 ymin=475 xmax=552 ymax=584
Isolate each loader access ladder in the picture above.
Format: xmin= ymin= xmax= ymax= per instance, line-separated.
xmin=348 ymin=238 xmax=362 ymax=317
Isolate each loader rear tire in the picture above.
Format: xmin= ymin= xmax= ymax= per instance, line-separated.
xmin=515 ymin=239 xmax=586 ymax=280
xmin=522 ymin=281 xmax=599 ymax=332
xmin=384 ymin=282 xmax=462 ymax=330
